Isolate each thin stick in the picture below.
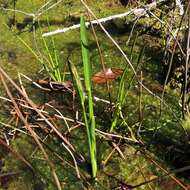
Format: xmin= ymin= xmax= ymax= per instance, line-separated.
xmin=87 ymin=13 xmax=113 ymax=117
xmin=61 ymin=142 xmax=80 ymax=178
xmin=79 ymin=0 xmax=164 ymax=101
xmin=182 ymin=3 xmax=190 ymax=117
xmin=102 ymin=147 xmax=116 ymax=166
xmin=42 ymin=0 xmax=166 ymax=37
xmin=139 ymin=71 xmax=143 ymax=122
xmin=111 ymin=142 xmax=125 ymax=160
xmin=0 ymin=74 xmax=62 ymax=190
xmin=1 ymin=0 xmax=64 ymax=21
xmin=0 ymin=171 xmax=20 ymax=178
xmin=45 ymin=103 xmax=71 ymax=132
xmin=0 ymin=138 xmax=34 ymax=171
xmin=140 ymin=149 xmax=189 ymax=190
xmin=0 ymin=66 xmax=75 ymax=151
xmin=137 ymin=163 xmax=154 ymax=190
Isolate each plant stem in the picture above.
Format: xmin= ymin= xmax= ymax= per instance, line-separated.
xmin=80 ymin=16 xmax=97 ymax=177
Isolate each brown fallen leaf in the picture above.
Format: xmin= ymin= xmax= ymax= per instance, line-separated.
xmin=92 ymin=68 xmax=123 ymax=84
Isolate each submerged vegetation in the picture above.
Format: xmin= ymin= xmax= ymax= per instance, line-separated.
xmin=0 ymin=0 xmax=190 ymax=189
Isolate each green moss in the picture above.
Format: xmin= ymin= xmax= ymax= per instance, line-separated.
xmin=0 ymin=0 xmax=189 ymax=189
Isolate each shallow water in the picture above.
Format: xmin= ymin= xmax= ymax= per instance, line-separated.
xmin=0 ymin=1 xmax=189 ymax=190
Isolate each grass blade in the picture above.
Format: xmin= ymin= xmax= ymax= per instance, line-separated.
xmin=80 ymin=16 xmax=97 ymax=178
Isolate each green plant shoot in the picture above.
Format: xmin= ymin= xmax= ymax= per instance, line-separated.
xmin=80 ymin=16 xmax=97 ymax=178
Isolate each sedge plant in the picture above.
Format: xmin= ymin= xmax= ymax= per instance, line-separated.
xmin=110 ymin=34 xmax=139 ymax=133
xmin=18 ymin=18 xmax=65 ymax=83
xmin=110 ymin=44 xmax=145 ymax=141
xmin=68 ymin=16 xmax=97 ymax=178
xmin=40 ymin=15 xmax=65 ymax=82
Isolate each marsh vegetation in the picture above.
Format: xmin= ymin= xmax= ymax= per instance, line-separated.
xmin=0 ymin=0 xmax=190 ymax=189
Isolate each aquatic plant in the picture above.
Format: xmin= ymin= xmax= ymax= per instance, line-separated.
xmin=110 ymin=45 xmax=145 ymax=140
xmin=18 ymin=17 xmax=65 ymax=83
xmin=1 ymin=0 xmax=190 ymax=189
xmin=110 ymin=66 xmax=129 ymax=131
xmin=80 ymin=16 xmax=97 ymax=177
xmin=18 ymin=35 xmax=64 ymax=83
xmin=68 ymin=16 xmax=97 ymax=178
xmin=41 ymin=35 xmax=64 ymax=82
